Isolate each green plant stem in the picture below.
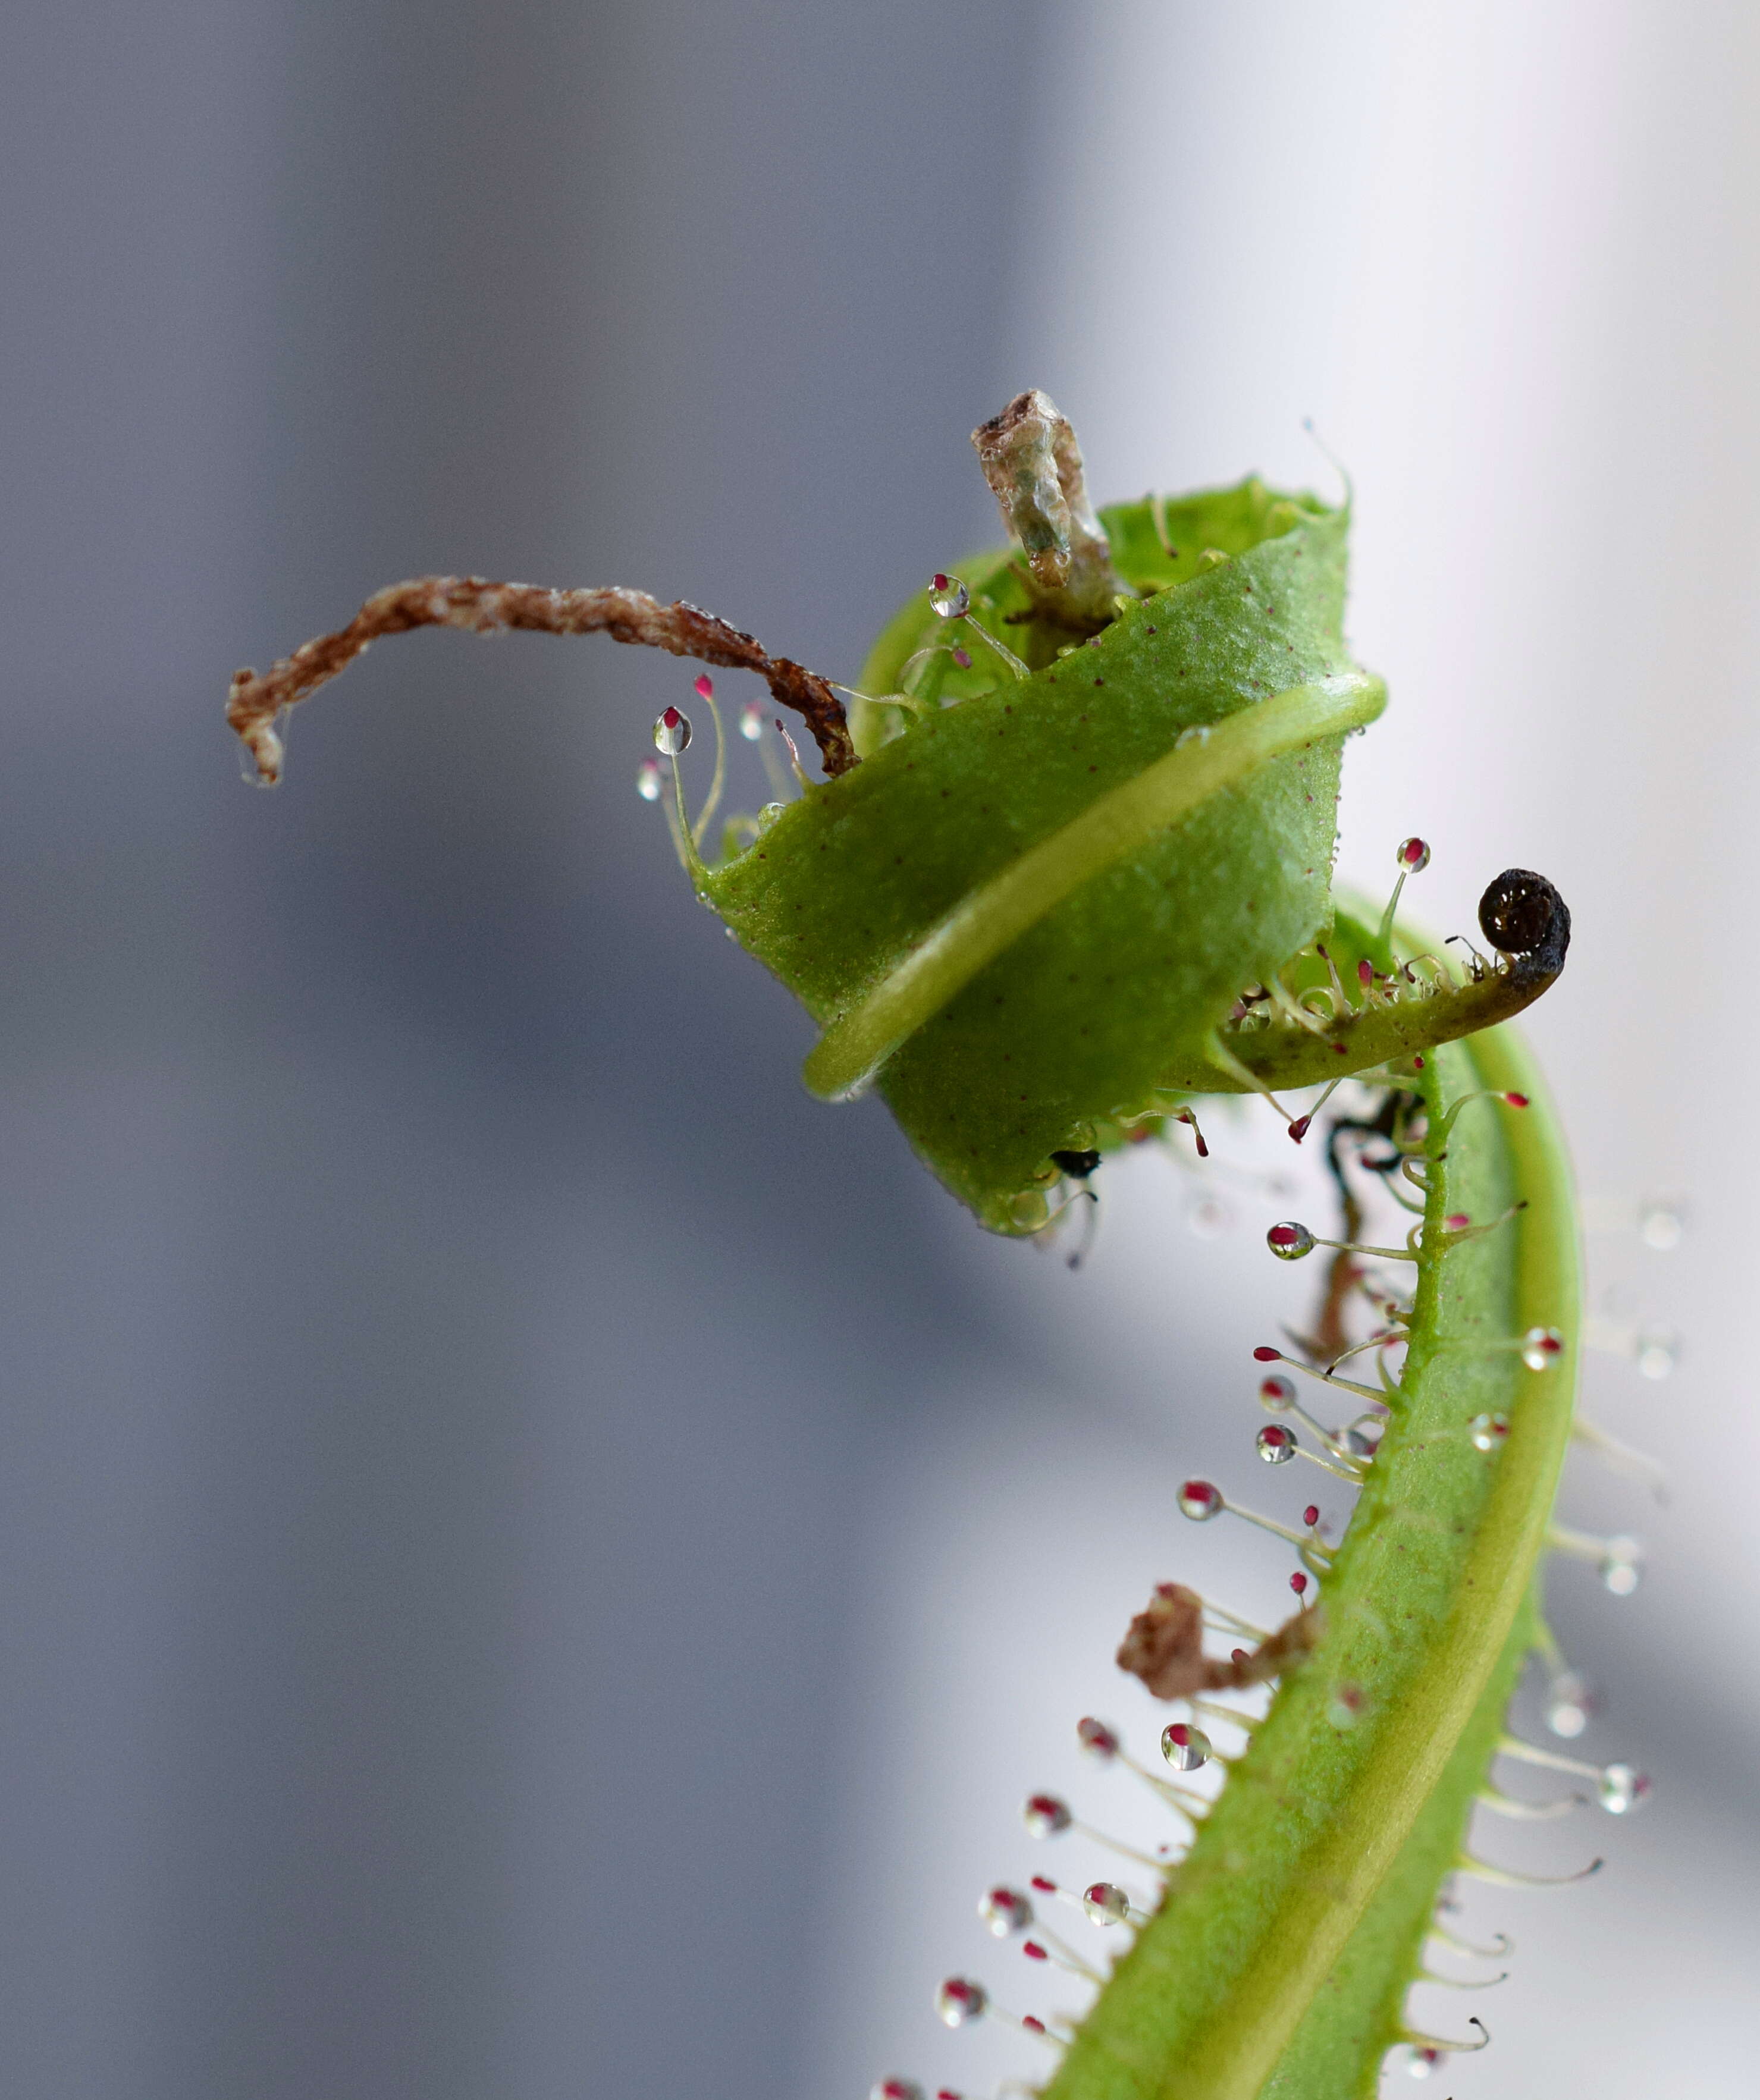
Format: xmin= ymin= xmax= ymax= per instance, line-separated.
xmin=1044 ymin=1021 xmax=1579 ymax=2099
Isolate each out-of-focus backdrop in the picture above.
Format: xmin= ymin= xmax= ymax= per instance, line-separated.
xmin=2 ymin=3 xmax=1756 ymax=2095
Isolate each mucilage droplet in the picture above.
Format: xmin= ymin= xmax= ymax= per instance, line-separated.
xmin=1162 ymin=1722 xmax=1212 ymax=1772
xmin=1545 ymin=1671 xmax=1593 ymax=1739
xmin=653 ymin=706 xmax=691 ymax=755
xmin=1599 ymin=1538 xmax=1642 ymax=1595
xmin=1521 ymin=1326 xmax=1565 ymax=1370
xmin=928 ymin=573 xmax=971 ymax=619
xmin=934 ymin=1978 xmax=986 ymax=2027
xmin=1022 ymin=1793 xmax=1073 ymax=1838
xmin=1597 ymin=1763 xmax=1651 ymax=1815
xmin=1267 ymin=1221 xmax=1316 ymax=1261
xmin=979 ymin=1885 xmax=1033 ymax=1936
xmin=1083 ymin=1882 xmax=1132 ymax=1926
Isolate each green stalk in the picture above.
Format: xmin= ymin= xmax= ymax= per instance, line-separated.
xmin=1046 ymin=1022 xmax=1579 ymax=2099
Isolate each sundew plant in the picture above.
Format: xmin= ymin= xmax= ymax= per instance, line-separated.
xmin=227 ymin=391 xmax=1653 ymax=2099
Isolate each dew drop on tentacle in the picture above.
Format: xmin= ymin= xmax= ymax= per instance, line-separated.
xmin=1639 ymin=1197 xmax=1684 ymax=1251
xmin=979 ymin=1885 xmax=1033 ymax=1936
xmin=1083 ymin=1882 xmax=1132 ymax=1926
xmin=1328 ymin=1682 xmax=1365 ymax=1729
xmin=1178 ymin=1479 xmax=1223 ymax=1521
xmin=1397 ymin=836 xmax=1432 ymax=874
xmin=1521 ymin=1326 xmax=1566 ymax=1370
xmin=871 ymin=2080 xmax=925 ymax=2100
xmin=928 ymin=573 xmax=971 ymax=620
xmin=1022 ymin=1793 xmax=1074 ymax=1838
xmin=1546 ymin=1671 xmax=1593 ymax=1739
xmin=1259 ymin=1374 xmax=1297 ymax=1412
xmin=1162 ymin=1722 xmax=1213 ymax=1772
xmin=635 ymin=758 xmax=663 ymax=802
xmin=738 ymin=701 xmax=764 ymax=741
xmin=1257 ymin=1423 xmax=1297 ymax=1464
xmin=1077 ymin=1716 xmax=1121 ymax=1763
xmin=1600 ymin=1538 xmax=1643 ymax=1595
xmin=1469 ymin=1411 xmax=1510 ymax=1452
xmin=1635 ymin=1326 xmax=1678 ymax=1379
xmin=653 ymin=705 xmax=692 ymax=755
xmin=1406 ymin=2045 xmax=1442 ymax=2078
xmin=934 ymin=1978 xmax=987 ymax=2027
xmin=1345 ymin=1414 xmax=1386 ymax=1459
xmin=1267 ymin=1220 xmax=1316 ymax=1260
xmin=1598 ymin=1762 xmax=1652 ymax=1814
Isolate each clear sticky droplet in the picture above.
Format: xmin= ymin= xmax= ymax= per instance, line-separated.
xmin=1006 ymin=1189 xmax=1050 ymax=1232
xmin=653 ymin=706 xmax=691 ymax=755
xmin=928 ymin=573 xmax=971 ymax=620
xmin=1328 ymin=1684 xmax=1364 ymax=1729
xmin=1022 ymin=1793 xmax=1072 ymax=1838
xmin=1177 ymin=1479 xmax=1223 ymax=1521
xmin=1634 ymin=1326 xmax=1678 ymax=1380
xmin=738 ymin=701 xmax=765 ymax=742
xmin=1406 ymin=2044 xmax=1441 ymax=2077
xmin=1545 ymin=1671 xmax=1593 ymax=1739
xmin=1267 ymin=1220 xmax=1316 ymax=1261
xmin=1076 ymin=1716 xmax=1120 ymax=1762
xmin=934 ymin=1978 xmax=987 ymax=2027
xmin=1598 ymin=1763 xmax=1651 ymax=1815
xmin=1397 ymin=836 xmax=1431 ymax=873
xmin=1469 ymin=1411 xmax=1510 ymax=1452
xmin=1256 ymin=1424 xmax=1296 ymax=1464
xmin=1259 ymin=1374 xmax=1297 ymax=1412
xmin=1638 ymin=1198 xmax=1684 ymax=1251
xmin=1344 ymin=1414 xmax=1385 ymax=1459
xmin=978 ymin=1885 xmax=1032 ymax=1936
xmin=1521 ymin=1325 xmax=1566 ymax=1370
xmin=1161 ymin=1722 xmax=1212 ymax=1772
xmin=1599 ymin=1539 xmax=1642 ymax=1595
xmin=871 ymin=2081 xmax=925 ymax=2100
xmin=1083 ymin=1882 xmax=1131 ymax=1926
xmin=636 ymin=758 xmax=663 ymax=802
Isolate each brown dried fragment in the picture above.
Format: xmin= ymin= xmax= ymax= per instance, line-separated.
xmin=1117 ymin=1580 xmax=1322 ymax=1699
xmin=226 ymin=576 xmax=856 ymax=785
xmin=971 ymin=389 xmax=1125 ymax=629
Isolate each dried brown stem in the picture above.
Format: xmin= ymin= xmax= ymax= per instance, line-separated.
xmin=1116 ymin=1581 xmax=1323 ymax=1700
xmin=227 ymin=576 xmax=856 ymax=784
xmin=971 ymin=388 xmax=1125 ymax=627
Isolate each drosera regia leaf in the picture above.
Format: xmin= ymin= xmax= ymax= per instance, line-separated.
xmin=224 ymin=387 xmax=1630 ymax=2099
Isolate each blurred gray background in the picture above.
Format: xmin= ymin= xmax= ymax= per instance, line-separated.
xmin=2 ymin=4 xmax=1756 ymax=2098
